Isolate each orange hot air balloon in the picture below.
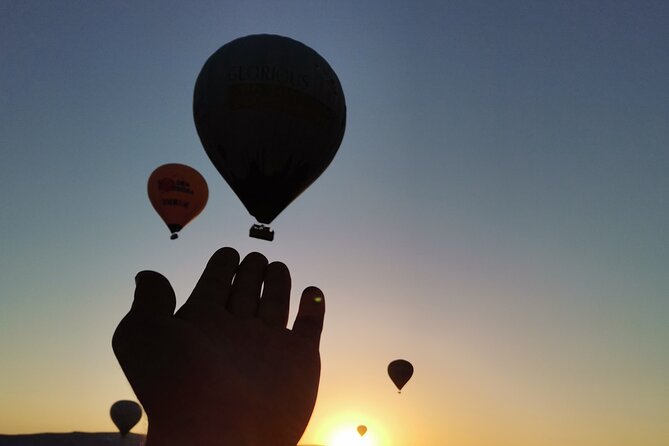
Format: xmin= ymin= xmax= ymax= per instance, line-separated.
xmin=148 ymin=163 xmax=208 ymax=239
xmin=388 ymin=359 xmax=413 ymax=393
xmin=357 ymin=425 xmax=367 ymax=437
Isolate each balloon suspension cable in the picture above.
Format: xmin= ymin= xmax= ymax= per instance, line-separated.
xmin=249 ymin=224 xmax=274 ymax=241
xmin=170 ymin=233 xmax=179 ymax=240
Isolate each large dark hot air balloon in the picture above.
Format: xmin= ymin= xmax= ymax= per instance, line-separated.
xmin=357 ymin=425 xmax=367 ymax=437
xmin=388 ymin=359 xmax=413 ymax=393
xmin=193 ymin=34 xmax=346 ymax=241
xmin=110 ymin=400 xmax=142 ymax=437
xmin=148 ymin=163 xmax=208 ymax=239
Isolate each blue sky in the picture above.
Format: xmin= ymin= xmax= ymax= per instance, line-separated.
xmin=1 ymin=1 xmax=668 ymax=444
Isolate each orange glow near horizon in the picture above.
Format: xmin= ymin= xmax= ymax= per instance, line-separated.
xmin=329 ymin=427 xmax=378 ymax=446
xmin=306 ymin=410 xmax=388 ymax=446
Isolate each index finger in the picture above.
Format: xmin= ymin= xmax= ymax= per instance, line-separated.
xmin=186 ymin=247 xmax=240 ymax=307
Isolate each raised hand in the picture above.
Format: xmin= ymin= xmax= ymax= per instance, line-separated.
xmin=112 ymin=247 xmax=325 ymax=446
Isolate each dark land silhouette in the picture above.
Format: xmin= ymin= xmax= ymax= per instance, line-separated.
xmin=0 ymin=433 xmax=324 ymax=446
xmin=0 ymin=433 xmax=144 ymax=446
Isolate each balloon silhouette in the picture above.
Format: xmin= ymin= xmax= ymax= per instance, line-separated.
xmin=193 ymin=34 xmax=346 ymax=241
xmin=110 ymin=400 xmax=142 ymax=437
xmin=147 ymin=163 xmax=208 ymax=239
xmin=388 ymin=359 xmax=414 ymax=393
xmin=357 ymin=425 xmax=367 ymax=437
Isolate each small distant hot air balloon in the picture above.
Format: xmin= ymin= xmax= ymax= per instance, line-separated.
xmin=110 ymin=400 xmax=142 ymax=437
xmin=357 ymin=425 xmax=367 ymax=437
xmin=388 ymin=359 xmax=413 ymax=393
xmin=193 ymin=34 xmax=346 ymax=241
xmin=148 ymin=163 xmax=208 ymax=239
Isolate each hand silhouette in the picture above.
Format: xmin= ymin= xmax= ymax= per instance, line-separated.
xmin=112 ymin=247 xmax=325 ymax=446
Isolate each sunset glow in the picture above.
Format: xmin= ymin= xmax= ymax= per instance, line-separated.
xmin=2 ymin=2 xmax=668 ymax=445
xmin=328 ymin=426 xmax=378 ymax=446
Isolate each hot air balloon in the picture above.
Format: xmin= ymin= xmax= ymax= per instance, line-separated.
xmin=388 ymin=359 xmax=413 ymax=393
xmin=193 ymin=34 xmax=346 ymax=241
xmin=148 ymin=163 xmax=208 ymax=239
xmin=357 ymin=425 xmax=367 ymax=437
xmin=110 ymin=400 xmax=142 ymax=437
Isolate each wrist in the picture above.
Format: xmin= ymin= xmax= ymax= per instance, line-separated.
xmin=145 ymin=426 xmax=236 ymax=446
xmin=144 ymin=419 xmax=264 ymax=446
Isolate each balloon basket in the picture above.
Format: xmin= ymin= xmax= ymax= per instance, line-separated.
xmin=249 ymin=224 xmax=274 ymax=241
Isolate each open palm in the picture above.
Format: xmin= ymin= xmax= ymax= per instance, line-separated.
xmin=112 ymin=247 xmax=325 ymax=446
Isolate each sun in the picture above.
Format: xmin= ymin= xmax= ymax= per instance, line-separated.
xmin=328 ymin=426 xmax=378 ymax=446
xmin=305 ymin=408 xmax=388 ymax=446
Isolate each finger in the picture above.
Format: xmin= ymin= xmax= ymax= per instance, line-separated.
xmin=113 ymin=270 xmax=175 ymax=362
xmin=129 ymin=270 xmax=176 ymax=318
xmin=187 ymin=247 xmax=240 ymax=307
xmin=292 ymin=286 xmax=325 ymax=345
xmin=227 ymin=251 xmax=268 ymax=317
xmin=257 ymin=261 xmax=291 ymax=328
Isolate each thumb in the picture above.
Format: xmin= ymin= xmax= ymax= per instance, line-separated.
xmin=112 ymin=270 xmax=175 ymax=364
xmin=130 ymin=270 xmax=176 ymax=318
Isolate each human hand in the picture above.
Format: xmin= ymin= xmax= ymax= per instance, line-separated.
xmin=112 ymin=247 xmax=325 ymax=446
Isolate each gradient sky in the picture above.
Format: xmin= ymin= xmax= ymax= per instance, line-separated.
xmin=1 ymin=1 xmax=668 ymax=445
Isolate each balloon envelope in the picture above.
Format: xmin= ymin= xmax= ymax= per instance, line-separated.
xmin=193 ymin=34 xmax=346 ymax=225
xmin=148 ymin=163 xmax=208 ymax=239
xmin=388 ymin=359 xmax=414 ymax=392
xmin=110 ymin=400 xmax=142 ymax=437
xmin=357 ymin=425 xmax=367 ymax=437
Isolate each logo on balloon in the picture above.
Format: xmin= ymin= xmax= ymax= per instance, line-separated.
xmin=158 ymin=178 xmax=175 ymax=193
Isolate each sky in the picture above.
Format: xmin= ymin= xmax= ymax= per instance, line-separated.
xmin=1 ymin=0 xmax=668 ymax=445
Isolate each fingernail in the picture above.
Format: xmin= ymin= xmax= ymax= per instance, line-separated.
xmin=304 ymin=286 xmax=324 ymax=304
